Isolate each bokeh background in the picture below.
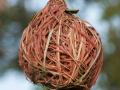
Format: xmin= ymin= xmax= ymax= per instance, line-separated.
xmin=0 ymin=0 xmax=120 ymax=90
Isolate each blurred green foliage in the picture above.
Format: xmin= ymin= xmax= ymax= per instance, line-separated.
xmin=0 ymin=0 xmax=120 ymax=90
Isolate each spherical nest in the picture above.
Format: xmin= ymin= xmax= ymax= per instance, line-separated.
xmin=19 ymin=0 xmax=103 ymax=90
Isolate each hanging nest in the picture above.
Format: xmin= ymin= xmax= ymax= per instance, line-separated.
xmin=19 ymin=0 xmax=103 ymax=90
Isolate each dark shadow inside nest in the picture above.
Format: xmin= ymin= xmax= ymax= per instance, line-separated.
xmin=58 ymin=86 xmax=89 ymax=90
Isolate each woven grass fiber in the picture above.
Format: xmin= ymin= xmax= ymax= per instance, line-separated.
xmin=19 ymin=0 xmax=103 ymax=90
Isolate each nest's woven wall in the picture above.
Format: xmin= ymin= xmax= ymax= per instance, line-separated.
xmin=19 ymin=0 xmax=103 ymax=89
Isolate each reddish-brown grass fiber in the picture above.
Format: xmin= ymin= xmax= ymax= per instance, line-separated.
xmin=19 ymin=0 xmax=103 ymax=90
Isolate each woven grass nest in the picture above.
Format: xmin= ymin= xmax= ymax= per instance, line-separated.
xmin=19 ymin=0 xmax=103 ymax=90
